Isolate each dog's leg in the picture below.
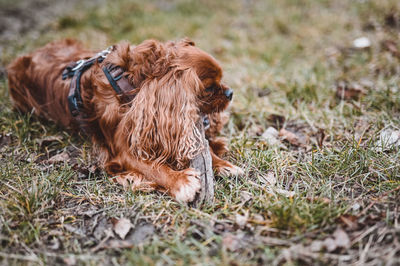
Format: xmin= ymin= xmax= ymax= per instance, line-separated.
xmin=208 ymin=137 xmax=229 ymax=157
xmin=113 ymin=170 xmax=159 ymax=192
xmin=210 ymin=148 xmax=244 ymax=177
xmin=110 ymin=158 xmax=201 ymax=202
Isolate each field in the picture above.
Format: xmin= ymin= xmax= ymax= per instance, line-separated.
xmin=0 ymin=0 xmax=399 ymax=265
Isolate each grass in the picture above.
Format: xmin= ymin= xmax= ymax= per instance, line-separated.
xmin=1 ymin=0 xmax=400 ymax=265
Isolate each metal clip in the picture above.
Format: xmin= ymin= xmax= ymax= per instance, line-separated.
xmin=97 ymin=46 xmax=114 ymax=59
xmin=71 ymin=59 xmax=85 ymax=71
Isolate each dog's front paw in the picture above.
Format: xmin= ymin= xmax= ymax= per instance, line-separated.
xmin=172 ymin=168 xmax=201 ymax=202
xmin=216 ymin=163 xmax=244 ymax=177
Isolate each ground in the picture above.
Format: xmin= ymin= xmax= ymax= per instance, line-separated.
xmin=0 ymin=0 xmax=399 ymax=265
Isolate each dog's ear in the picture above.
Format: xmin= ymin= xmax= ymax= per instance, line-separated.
xmin=180 ymin=38 xmax=195 ymax=47
xmin=122 ymin=68 xmax=203 ymax=169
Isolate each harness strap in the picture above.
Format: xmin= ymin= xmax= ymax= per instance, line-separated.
xmin=65 ymin=58 xmax=101 ymax=117
xmin=102 ymin=65 xmax=136 ymax=103
xmin=62 ymin=46 xmax=136 ymax=123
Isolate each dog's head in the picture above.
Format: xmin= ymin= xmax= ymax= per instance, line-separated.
xmin=174 ymin=38 xmax=233 ymax=114
xmin=100 ymin=39 xmax=232 ymax=169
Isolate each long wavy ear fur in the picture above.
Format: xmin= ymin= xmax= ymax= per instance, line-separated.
xmin=118 ymin=67 xmax=203 ymax=170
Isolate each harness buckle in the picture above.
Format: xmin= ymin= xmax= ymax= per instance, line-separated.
xmin=97 ymin=46 xmax=114 ymax=59
xmin=72 ymin=59 xmax=85 ymax=71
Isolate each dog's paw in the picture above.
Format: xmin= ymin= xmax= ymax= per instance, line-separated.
xmin=216 ymin=163 xmax=244 ymax=177
xmin=173 ymin=168 xmax=201 ymax=202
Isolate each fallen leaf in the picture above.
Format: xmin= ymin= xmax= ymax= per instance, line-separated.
xmin=336 ymin=81 xmax=366 ymax=100
xmin=45 ymin=151 xmax=70 ymax=164
xmin=0 ymin=134 xmax=12 ymax=149
xmin=310 ymin=240 xmax=324 ymax=252
xmin=100 ymin=239 xmax=133 ymax=249
xmin=267 ymin=114 xmax=285 ymax=127
xmin=382 ymin=40 xmax=400 ymax=58
xmin=305 ymin=196 xmax=331 ymax=204
xmin=222 ymin=233 xmax=241 ymax=252
xmin=375 ymin=129 xmax=400 ymax=151
xmin=240 ymin=191 xmax=252 ymax=203
xmin=313 ymin=227 xmax=351 ymax=252
xmin=235 ymin=212 xmax=248 ymax=228
xmin=127 ymin=224 xmax=155 ymax=245
xmin=323 ymin=237 xmax=336 ymax=252
xmin=333 ymin=228 xmax=350 ymax=249
xmin=63 ymin=224 xmax=85 ymax=237
xmin=247 ymin=123 xmax=264 ymax=137
xmin=261 ymin=127 xmax=282 ymax=147
xmin=259 ymin=171 xmax=277 ymax=186
xmin=276 ymin=188 xmax=295 ymax=197
xmin=317 ymin=128 xmax=326 ymax=148
xmin=63 ymin=257 xmax=77 ymax=266
xmin=93 ymin=217 xmax=112 ymax=240
xmin=257 ymin=87 xmax=271 ymax=97
xmin=112 ymin=218 xmax=132 ymax=240
xmin=279 ymin=128 xmax=304 ymax=147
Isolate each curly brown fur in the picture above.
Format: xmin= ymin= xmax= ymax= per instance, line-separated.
xmin=7 ymin=38 xmax=243 ymax=202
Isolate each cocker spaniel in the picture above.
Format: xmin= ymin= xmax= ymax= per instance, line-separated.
xmin=7 ymin=38 xmax=243 ymax=202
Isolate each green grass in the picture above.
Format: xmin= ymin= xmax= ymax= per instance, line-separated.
xmin=1 ymin=0 xmax=400 ymax=265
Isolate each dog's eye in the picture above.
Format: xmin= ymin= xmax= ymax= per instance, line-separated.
xmin=205 ymin=86 xmax=215 ymax=92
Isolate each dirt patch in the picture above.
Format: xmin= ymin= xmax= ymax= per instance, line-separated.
xmin=0 ymin=0 xmax=102 ymax=77
xmin=0 ymin=0 xmax=92 ymax=43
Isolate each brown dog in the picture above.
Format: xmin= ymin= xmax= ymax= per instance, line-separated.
xmin=7 ymin=38 xmax=243 ymax=202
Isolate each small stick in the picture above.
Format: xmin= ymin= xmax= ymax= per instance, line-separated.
xmin=189 ymin=117 xmax=214 ymax=207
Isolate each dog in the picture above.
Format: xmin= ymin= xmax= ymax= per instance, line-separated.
xmin=7 ymin=38 xmax=243 ymax=202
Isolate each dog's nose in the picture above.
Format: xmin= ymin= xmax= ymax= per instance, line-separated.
xmin=224 ymin=89 xmax=233 ymax=100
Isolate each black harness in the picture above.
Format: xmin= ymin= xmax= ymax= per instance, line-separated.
xmin=62 ymin=46 xmax=210 ymax=131
xmin=62 ymin=46 xmax=136 ymax=119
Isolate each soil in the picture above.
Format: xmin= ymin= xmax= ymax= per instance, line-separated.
xmin=0 ymin=0 xmax=102 ymax=77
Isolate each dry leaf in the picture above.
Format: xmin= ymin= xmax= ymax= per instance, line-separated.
xmin=240 ymin=191 xmax=252 ymax=203
xmin=323 ymin=237 xmax=337 ymax=252
xmin=222 ymin=233 xmax=241 ymax=252
xmin=339 ymin=214 xmax=358 ymax=230
xmin=101 ymin=239 xmax=133 ymax=249
xmin=46 ymin=151 xmax=70 ymax=164
xmin=260 ymin=171 xmax=277 ymax=186
xmin=261 ymin=127 xmax=282 ymax=147
xmin=248 ymin=123 xmax=264 ymax=137
xmin=0 ymin=134 xmax=12 ymax=149
xmin=336 ymin=82 xmax=366 ymax=100
xmin=382 ymin=40 xmax=399 ymax=58
xmin=312 ymin=227 xmax=351 ymax=252
xmin=276 ymin=188 xmax=295 ymax=197
xmin=310 ymin=240 xmax=324 ymax=252
xmin=279 ymin=128 xmax=304 ymax=146
xmin=257 ymin=87 xmax=271 ymax=97
xmin=113 ymin=218 xmax=132 ymax=240
xmin=63 ymin=257 xmax=77 ymax=266
xmin=127 ymin=224 xmax=155 ymax=245
xmin=267 ymin=114 xmax=285 ymax=129
xmin=375 ymin=129 xmax=400 ymax=151
xmin=235 ymin=212 xmax=248 ymax=228
xmin=333 ymin=228 xmax=350 ymax=249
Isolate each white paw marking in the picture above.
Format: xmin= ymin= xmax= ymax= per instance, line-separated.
xmin=174 ymin=169 xmax=201 ymax=202
xmin=217 ymin=164 xmax=244 ymax=177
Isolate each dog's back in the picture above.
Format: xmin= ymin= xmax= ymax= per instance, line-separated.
xmin=7 ymin=39 xmax=94 ymax=127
